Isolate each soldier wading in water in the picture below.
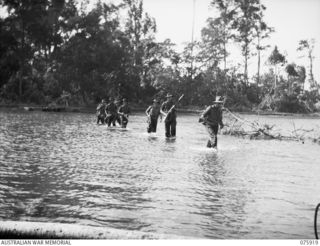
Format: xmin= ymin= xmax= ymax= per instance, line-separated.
xmin=96 ymin=99 xmax=107 ymax=124
xmin=145 ymin=99 xmax=162 ymax=133
xmin=160 ymin=93 xmax=178 ymax=138
xmin=199 ymin=96 xmax=224 ymax=148
xmin=105 ymin=97 xmax=118 ymax=127
xmin=118 ymin=98 xmax=131 ymax=128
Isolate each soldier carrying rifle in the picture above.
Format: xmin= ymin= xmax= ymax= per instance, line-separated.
xmin=199 ymin=96 xmax=224 ymax=148
xmin=160 ymin=93 xmax=184 ymax=138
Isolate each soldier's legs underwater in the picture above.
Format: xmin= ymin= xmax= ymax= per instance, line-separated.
xmin=120 ymin=115 xmax=128 ymax=128
xmin=105 ymin=115 xmax=114 ymax=127
xmin=152 ymin=118 xmax=158 ymax=132
xmin=205 ymin=124 xmax=219 ymax=148
xmin=165 ymin=121 xmax=171 ymax=137
xmin=147 ymin=120 xmax=153 ymax=133
xmin=115 ymin=115 xmax=121 ymax=126
xmin=97 ymin=114 xmax=105 ymax=124
xmin=111 ymin=115 xmax=116 ymax=126
xmin=147 ymin=117 xmax=157 ymax=133
xmin=170 ymin=121 xmax=176 ymax=137
xmin=165 ymin=120 xmax=176 ymax=137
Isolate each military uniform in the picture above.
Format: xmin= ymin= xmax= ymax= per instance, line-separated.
xmin=96 ymin=101 xmax=106 ymax=124
xmin=146 ymin=102 xmax=161 ymax=133
xmin=161 ymin=99 xmax=177 ymax=138
xmin=105 ymin=101 xmax=118 ymax=127
xmin=200 ymin=103 xmax=224 ymax=148
xmin=118 ymin=102 xmax=131 ymax=128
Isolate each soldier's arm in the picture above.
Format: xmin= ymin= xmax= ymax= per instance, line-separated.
xmin=146 ymin=106 xmax=151 ymax=116
xmin=105 ymin=105 xmax=109 ymax=115
xmin=117 ymin=106 xmax=123 ymax=115
xmin=201 ymin=106 xmax=211 ymax=118
xmin=199 ymin=106 xmax=209 ymax=123
xmin=219 ymin=108 xmax=224 ymax=128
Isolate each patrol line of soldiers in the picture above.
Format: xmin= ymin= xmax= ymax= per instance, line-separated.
xmin=96 ymin=94 xmax=224 ymax=148
xmin=96 ymin=97 xmax=130 ymax=128
xmin=145 ymin=93 xmax=178 ymax=138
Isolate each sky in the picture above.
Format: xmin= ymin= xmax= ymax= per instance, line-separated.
xmin=142 ymin=0 xmax=320 ymax=84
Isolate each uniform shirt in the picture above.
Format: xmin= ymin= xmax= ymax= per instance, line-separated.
xmin=146 ymin=105 xmax=161 ymax=119
xmin=106 ymin=102 xmax=117 ymax=115
xmin=96 ymin=103 xmax=106 ymax=115
xmin=201 ymin=105 xmax=223 ymax=126
xmin=161 ymin=100 xmax=177 ymax=121
xmin=118 ymin=104 xmax=131 ymax=115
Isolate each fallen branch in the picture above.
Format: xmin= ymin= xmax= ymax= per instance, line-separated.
xmin=222 ymin=108 xmax=319 ymax=144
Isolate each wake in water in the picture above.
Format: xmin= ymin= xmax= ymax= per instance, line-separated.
xmin=189 ymin=146 xmax=218 ymax=152
xmin=104 ymin=126 xmax=131 ymax=131
xmin=189 ymin=142 xmax=241 ymax=153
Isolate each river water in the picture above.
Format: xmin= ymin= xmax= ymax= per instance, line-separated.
xmin=0 ymin=110 xmax=319 ymax=239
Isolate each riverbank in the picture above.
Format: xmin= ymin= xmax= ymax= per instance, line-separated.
xmin=1 ymin=103 xmax=320 ymax=117
xmin=0 ymin=221 xmax=190 ymax=239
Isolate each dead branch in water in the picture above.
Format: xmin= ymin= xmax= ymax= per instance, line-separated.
xmin=222 ymin=108 xmax=319 ymax=144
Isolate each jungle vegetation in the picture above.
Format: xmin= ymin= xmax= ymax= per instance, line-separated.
xmin=0 ymin=0 xmax=319 ymax=113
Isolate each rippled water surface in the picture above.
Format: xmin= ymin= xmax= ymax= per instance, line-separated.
xmin=0 ymin=110 xmax=319 ymax=239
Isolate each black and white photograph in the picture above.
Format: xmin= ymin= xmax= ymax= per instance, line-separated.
xmin=0 ymin=0 xmax=319 ymax=242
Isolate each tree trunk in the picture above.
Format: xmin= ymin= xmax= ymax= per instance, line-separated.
xmin=222 ymin=24 xmax=227 ymax=71
xmin=223 ymin=41 xmax=227 ymax=71
xmin=288 ymin=75 xmax=291 ymax=94
xmin=257 ymin=34 xmax=261 ymax=84
xmin=274 ymin=65 xmax=277 ymax=93
xmin=257 ymin=48 xmax=261 ymax=84
xmin=244 ymin=44 xmax=248 ymax=84
xmin=308 ymin=51 xmax=314 ymax=87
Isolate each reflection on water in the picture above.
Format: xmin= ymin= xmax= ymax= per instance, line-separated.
xmin=0 ymin=111 xmax=319 ymax=238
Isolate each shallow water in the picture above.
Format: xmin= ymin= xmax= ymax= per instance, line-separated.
xmin=0 ymin=110 xmax=319 ymax=239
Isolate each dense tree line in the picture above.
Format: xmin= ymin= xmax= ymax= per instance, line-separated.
xmin=0 ymin=0 xmax=319 ymax=112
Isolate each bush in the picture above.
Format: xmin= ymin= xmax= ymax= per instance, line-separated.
xmin=246 ymin=84 xmax=262 ymax=104
xmin=274 ymin=94 xmax=306 ymax=113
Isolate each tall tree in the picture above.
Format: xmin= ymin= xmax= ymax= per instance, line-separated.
xmin=200 ymin=18 xmax=230 ymax=70
xmin=285 ymin=63 xmax=298 ymax=94
xmin=297 ymin=39 xmax=316 ymax=89
xmin=208 ymin=0 xmax=237 ymax=71
xmin=232 ymin=0 xmax=264 ymax=84
xmin=123 ymin=0 xmax=157 ymax=87
xmin=253 ymin=3 xmax=273 ymax=85
xmin=296 ymin=65 xmax=306 ymax=91
xmin=268 ymin=46 xmax=286 ymax=93
xmin=2 ymin=0 xmax=42 ymax=99
xmin=54 ymin=2 xmax=126 ymax=102
xmin=1 ymin=0 xmax=67 ymax=100
xmin=0 ymin=18 xmax=20 ymax=92
xmin=181 ymin=41 xmax=201 ymax=78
